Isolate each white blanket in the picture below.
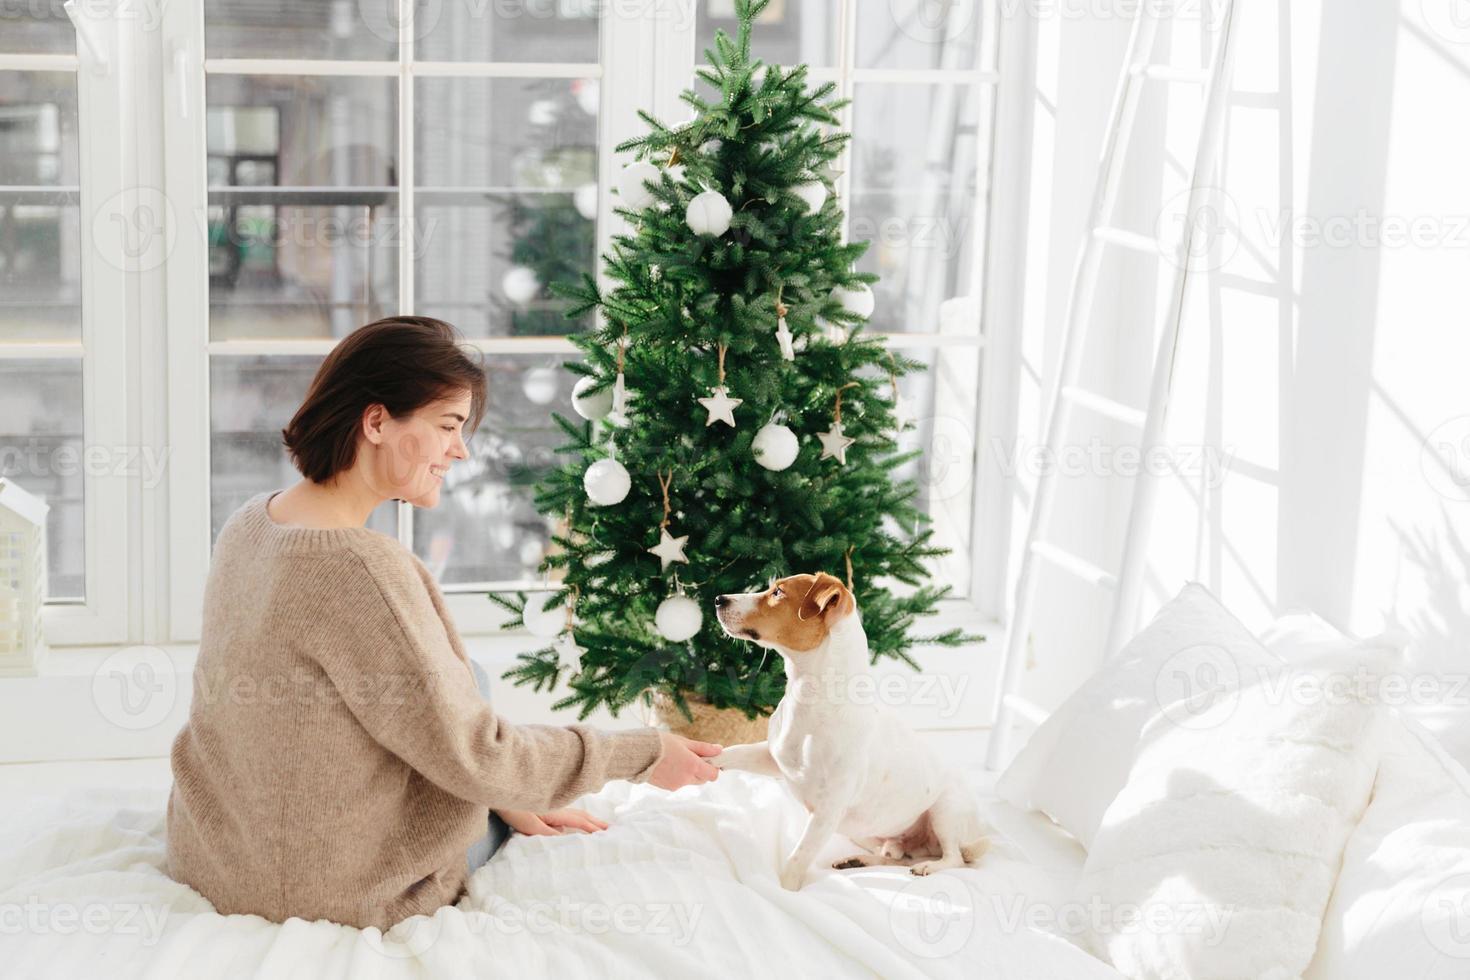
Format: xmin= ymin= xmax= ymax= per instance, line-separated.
xmin=0 ymin=772 xmax=1122 ymax=980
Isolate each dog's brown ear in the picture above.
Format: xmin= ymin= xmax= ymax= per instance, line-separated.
xmin=801 ymin=572 xmax=854 ymax=621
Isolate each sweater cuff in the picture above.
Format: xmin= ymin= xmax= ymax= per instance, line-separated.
xmin=603 ymin=727 xmax=665 ymax=784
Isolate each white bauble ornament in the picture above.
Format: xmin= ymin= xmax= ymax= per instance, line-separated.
xmin=571 ymin=375 xmax=614 ymax=420
xmin=523 ymin=591 xmax=568 ymax=638
xmin=617 ymin=162 xmax=661 ymax=210
xmin=502 ymin=264 xmax=541 ymax=305
xmin=655 ymin=593 xmax=703 ymax=642
xmin=584 ymin=457 xmax=631 ymax=506
xmin=831 ymin=282 xmax=875 ymax=319
xmin=792 ymin=180 xmax=827 ymax=215
xmin=522 ymin=366 xmax=558 ymax=405
xmin=528 ymin=99 xmax=558 ymax=126
xmin=685 ymin=189 xmax=733 ymax=237
xmin=574 ymin=183 xmax=599 ymax=220
xmin=752 ymin=422 xmax=799 ymax=471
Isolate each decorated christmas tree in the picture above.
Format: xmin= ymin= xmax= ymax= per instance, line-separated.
xmin=493 ymin=0 xmax=980 ymax=724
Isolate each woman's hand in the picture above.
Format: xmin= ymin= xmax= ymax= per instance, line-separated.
xmin=496 ymin=807 xmax=610 ymax=836
xmin=647 ymin=732 xmax=723 ymax=791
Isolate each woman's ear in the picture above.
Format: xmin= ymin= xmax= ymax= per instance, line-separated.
xmin=361 ymin=404 xmax=387 ymax=445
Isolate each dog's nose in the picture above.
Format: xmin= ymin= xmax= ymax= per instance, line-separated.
xmin=714 ymin=595 xmax=729 ymax=608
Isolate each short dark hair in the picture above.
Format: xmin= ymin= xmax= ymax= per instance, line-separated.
xmin=281 ymin=316 xmax=488 ymax=483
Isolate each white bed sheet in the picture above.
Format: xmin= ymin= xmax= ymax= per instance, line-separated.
xmin=0 ymin=770 xmax=1120 ymax=979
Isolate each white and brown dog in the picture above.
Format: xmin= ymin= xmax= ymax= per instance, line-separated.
xmin=713 ymin=572 xmax=989 ymax=890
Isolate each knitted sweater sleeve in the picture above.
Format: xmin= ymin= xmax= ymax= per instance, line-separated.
xmin=313 ymin=545 xmax=666 ymax=811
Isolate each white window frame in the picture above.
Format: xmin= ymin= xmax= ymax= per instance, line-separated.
xmin=144 ymin=0 xmax=1030 ymax=645
xmin=0 ymin=16 xmax=133 ymax=646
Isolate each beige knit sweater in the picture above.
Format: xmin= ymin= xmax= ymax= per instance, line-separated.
xmin=166 ymin=490 xmax=665 ymax=931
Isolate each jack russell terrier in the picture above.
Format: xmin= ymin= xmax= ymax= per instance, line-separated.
xmin=713 ymin=572 xmax=989 ymax=891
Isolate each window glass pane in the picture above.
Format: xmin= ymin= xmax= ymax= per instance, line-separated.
xmin=870 ymin=344 xmax=979 ymax=589
xmin=415 ymin=353 xmax=580 ymax=586
xmin=0 ymin=72 xmax=81 ymax=342
xmin=206 ymin=75 xmax=399 ymax=340
xmin=849 ymin=83 xmax=983 ymax=333
xmin=0 ymin=1 xmax=73 ymax=55
xmin=203 ymin=0 xmax=396 ymax=61
xmin=415 ymin=0 xmax=600 ymax=63
xmin=415 ymin=77 xmax=597 ymax=336
xmin=856 ymin=0 xmax=986 ymax=71
xmin=0 ymin=359 xmax=84 ymax=599
xmin=210 ymin=356 xmax=398 ymax=542
xmin=696 ymin=0 xmax=838 ymax=68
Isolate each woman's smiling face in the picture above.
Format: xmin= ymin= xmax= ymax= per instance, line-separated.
xmin=369 ymin=389 xmax=473 ymax=508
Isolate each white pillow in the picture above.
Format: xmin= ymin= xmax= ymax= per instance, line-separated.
xmin=1302 ymin=707 xmax=1470 ymax=977
xmin=1261 ymin=609 xmax=1470 ymax=774
xmin=1076 ymin=666 xmax=1383 ymax=980
xmin=996 ymin=583 xmax=1281 ymax=849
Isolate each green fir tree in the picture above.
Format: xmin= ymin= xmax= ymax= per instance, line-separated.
xmin=492 ymin=0 xmax=981 ymax=722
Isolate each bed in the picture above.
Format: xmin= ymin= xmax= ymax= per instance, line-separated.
xmin=6 ymin=584 xmax=1468 ymax=979
xmin=0 ymin=767 xmax=1123 ymax=979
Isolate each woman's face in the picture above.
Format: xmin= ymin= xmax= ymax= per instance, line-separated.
xmin=368 ymin=390 xmax=472 ymax=508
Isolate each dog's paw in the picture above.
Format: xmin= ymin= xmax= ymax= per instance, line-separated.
xmin=832 ymin=855 xmax=876 ymax=871
xmin=778 ymin=865 xmax=806 ymax=891
xmin=960 ymin=838 xmax=990 ymax=864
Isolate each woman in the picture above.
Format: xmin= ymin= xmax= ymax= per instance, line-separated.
xmin=166 ymin=316 xmax=722 ymax=931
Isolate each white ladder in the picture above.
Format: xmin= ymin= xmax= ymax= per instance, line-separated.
xmin=985 ymin=0 xmax=1240 ymax=771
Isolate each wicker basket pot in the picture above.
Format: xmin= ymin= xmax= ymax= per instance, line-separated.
xmin=647 ymin=691 xmax=770 ymax=747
